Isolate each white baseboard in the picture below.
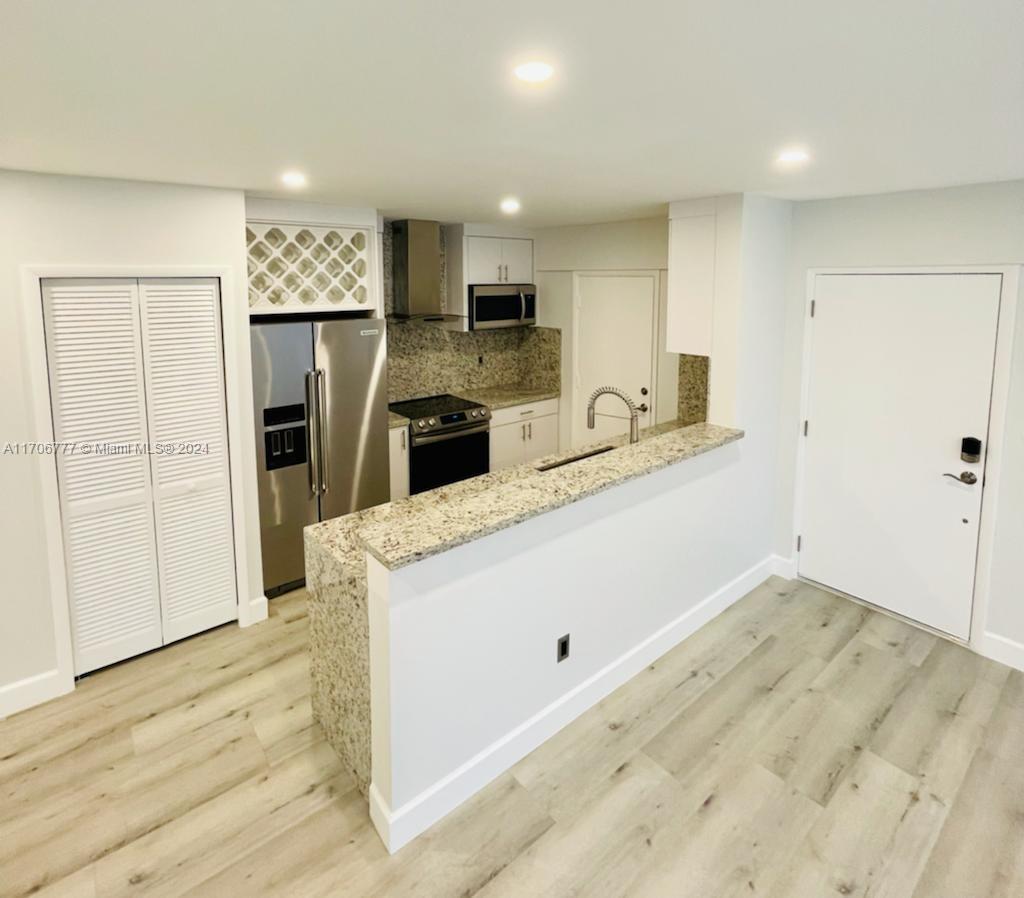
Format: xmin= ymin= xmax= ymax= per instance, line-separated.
xmin=0 ymin=667 xmax=73 ymax=720
xmin=770 ymin=554 xmax=798 ymax=580
xmin=240 ymin=594 xmax=269 ymax=627
xmin=976 ymin=631 xmax=1024 ymax=673
xmin=370 ymin=555 xmax=775 ymax=853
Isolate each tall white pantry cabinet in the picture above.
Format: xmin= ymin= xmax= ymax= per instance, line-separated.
xmin=42 ymin=277 xmax=237 ymax=674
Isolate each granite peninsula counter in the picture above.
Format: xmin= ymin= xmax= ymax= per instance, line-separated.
xmin=304 ymin=420 xmax=743 ymax=850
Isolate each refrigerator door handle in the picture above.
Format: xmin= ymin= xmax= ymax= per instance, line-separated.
xmin=305 ymin=370 xmax=320 ymax=496
xmin=317 ymin=368 xmax=330 ymax=495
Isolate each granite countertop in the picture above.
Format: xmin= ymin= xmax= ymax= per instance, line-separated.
xmin=388 ymin=410 xmax=410 ymax=428
xmin=453 ymin=384 xmax=560 ymax=411
xmin=348 ymin=420 xmax=742 ymax=571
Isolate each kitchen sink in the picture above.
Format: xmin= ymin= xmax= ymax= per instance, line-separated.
xmin=536 ymin=445 xmax=615 ymax=471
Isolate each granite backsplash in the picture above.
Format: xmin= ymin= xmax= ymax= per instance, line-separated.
xmin=387 ymin=321 xmax=560 ymax=403
xmin=678 ymin=354 xmax=709 ymax=425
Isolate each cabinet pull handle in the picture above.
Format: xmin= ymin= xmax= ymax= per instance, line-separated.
xmin=504 ymin=264 xmax=509 ymax=282
xmin=528 ymin=422 xmax=532 ymax=439
xmin=498 ymin=264 xmax=502 ymax=281
xmin=522 ymin=424 xmax=526 ymax=441
xmin=401 ymin=430 xmax=406 ymax=450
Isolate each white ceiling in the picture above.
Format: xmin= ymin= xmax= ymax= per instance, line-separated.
xmin=2 ymin=0 xmax=1022 ymax=226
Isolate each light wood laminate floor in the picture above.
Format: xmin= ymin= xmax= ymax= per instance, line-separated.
xmin=2 ymin=577 xmax=1022 ymax=897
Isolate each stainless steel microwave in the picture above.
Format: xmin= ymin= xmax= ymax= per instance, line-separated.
xmin=468 ymin=284 xmax=537 ymax=330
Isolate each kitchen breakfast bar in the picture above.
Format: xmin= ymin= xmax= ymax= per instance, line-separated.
xmin=305 ymin=420 xmax=745 ymax=851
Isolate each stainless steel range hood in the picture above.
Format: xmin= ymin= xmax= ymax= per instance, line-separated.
xmin=392 ymin=219 xmax=451 ymax=320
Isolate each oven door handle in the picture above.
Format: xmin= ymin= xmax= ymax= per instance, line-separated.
xmin=411 ymin=423 xmax=490 ymax=447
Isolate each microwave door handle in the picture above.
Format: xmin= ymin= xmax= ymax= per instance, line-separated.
xmin=519 ymin=289 xmax=525 ymax=322
xmin=306 ymin=370 xmax=320 ymax=496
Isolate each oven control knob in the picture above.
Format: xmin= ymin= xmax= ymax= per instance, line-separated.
xmin=417 ymin=420 xmax=426 ymax=428
xmin=428 ymin=418 xmax=436 ymax=426
xmin=470 ymin=410 xmax=478 ymax=418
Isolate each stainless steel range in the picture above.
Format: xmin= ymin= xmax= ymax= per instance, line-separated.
xmin=388 ymin=394 xmax=492 ymax=494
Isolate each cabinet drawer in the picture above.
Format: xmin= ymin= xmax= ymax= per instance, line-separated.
xmin=490 ymin=398 xmax=559 ymax=428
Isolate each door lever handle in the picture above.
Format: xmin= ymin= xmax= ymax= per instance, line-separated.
xmin=943 ymin=471 xmax=978 ymax=485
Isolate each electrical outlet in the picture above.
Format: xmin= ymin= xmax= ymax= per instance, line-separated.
xmin=478 ymin=355 xmax=484 ymax=365
xmin=557 ymin=633 xmax=570 ymax=663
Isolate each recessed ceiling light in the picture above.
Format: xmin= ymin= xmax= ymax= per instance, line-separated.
xmin=776 ymin=147 xmax=811 ymax=167
xmin=281 ymin=170 xmax=307 ymax=188
xmin=500 ymin=197 xmax=521 ymax=214
xmin=514 ymin=61 xmax=553 ymax=83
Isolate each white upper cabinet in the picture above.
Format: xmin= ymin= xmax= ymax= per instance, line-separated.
xmin=665 ymin=210 xmax=715 ymax=357
xmin=462 ymin=234 xmax=534 ymax=284
xmin=466 ymin=236 xmax=505 ymax=284
xmin=501 ymin=238 xmax=534 ymax=283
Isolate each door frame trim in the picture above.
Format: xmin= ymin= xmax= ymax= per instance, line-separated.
xmin=792 ymin=266 xmax=1021 ymax=656
xmin=12 ymin=263 xmax=264 ymax=717
xmin=570 ymin=270 xmax=660 ymax=448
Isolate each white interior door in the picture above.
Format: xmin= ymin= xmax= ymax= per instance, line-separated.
xmin=574 ymin=272 xmax=657 ymax=446
xmin=139 ymin=278 xmax=237 ymax=643
xmin=42 ymin=279 xmax=163 ymax=673
xmin=800 ymin=273 xmax=1002 ymax=639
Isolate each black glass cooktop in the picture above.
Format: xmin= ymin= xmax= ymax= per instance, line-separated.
xmin=388 ymin=393 xmax=485 ymax=419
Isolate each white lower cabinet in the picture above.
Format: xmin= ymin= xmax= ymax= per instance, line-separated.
xmin=490 ymin=420 xmax=528 ymax=471
xmin=524 ymin=412 xmax=558 ymax=460
xmin=42 ymin=277 xmax=237 ymax=674
xmin=389 ymin=425 xmax=410 ymax=500
xmin=489 ymin=400 xmax=559 ymax=471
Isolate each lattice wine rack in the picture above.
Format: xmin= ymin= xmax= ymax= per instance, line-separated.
xmin=246 ymin=221 xmax=376 ymax=313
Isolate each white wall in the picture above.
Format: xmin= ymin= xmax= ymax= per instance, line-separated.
xmin=533 ymin=217 xmax=668 ymax=272
xmin=0 ymin=170 xmax=264 ymax=715
xmin=775 ymin=180 xmax=1024 ymax=649
xmin=736 ymin=195 xmax=794 ymax=551
xmin=534 ymin=218 xmax=676 ymax=449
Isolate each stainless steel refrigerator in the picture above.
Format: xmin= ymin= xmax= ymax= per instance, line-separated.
xmin=251 ymin=318 xmax=390 ymax=595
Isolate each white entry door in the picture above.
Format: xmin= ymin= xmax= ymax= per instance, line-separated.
xmin=574 ymin=272 xmax=657 ymax=446
xmin=799 ymin=273 xmax=1002 ymax=639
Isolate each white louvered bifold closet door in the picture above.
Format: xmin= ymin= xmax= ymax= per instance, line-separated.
xmin=138 ymin=279 xmax=238 ymax=642
xmin=42 ymin=279 xmax=163 ymax=673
